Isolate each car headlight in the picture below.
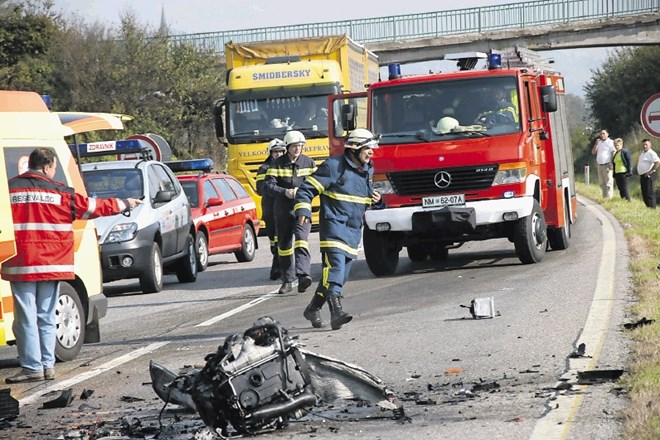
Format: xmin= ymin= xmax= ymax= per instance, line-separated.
xmin=493 ymin=163 xmax=527 ymax=185
xmin=104 ymin=223 xmax=138 ymax=244
xmin=373 ymin=176 xmax=394 ymax=194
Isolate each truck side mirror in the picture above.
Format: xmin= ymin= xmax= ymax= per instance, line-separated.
xmin=213 ymin=99 xmax=225 ymax=140
xmin=540 ymin=85 xmax=557 ymax=113
xmin=341 ymin=104 xmax=357 ymax=131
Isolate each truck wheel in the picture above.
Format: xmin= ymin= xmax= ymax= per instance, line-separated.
xmin=407 ymin=245 xmax=428 ymax=262
xmin=363 ymin=227 xmax=399 ymax=276
xmin=55 ymin=283 xmax=85 ymax=362
xmin=195 ymin=231 xmax=209 ymax=272
xmin=514 ymin=199 xmax=547 ymax=264
xmin=235 ymin=225 xmax=256 ymax=262
xmin=548 ymin=199 xmax=571 ymax=251
xmin=140 ymin=242 xmax=163 ymax=293
xmin=429 ymin=245 xmax=449 ymax=261
xmin=176 ymin=233 xmax=198 ymax=283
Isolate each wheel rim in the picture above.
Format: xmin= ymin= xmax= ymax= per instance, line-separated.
xmin=188 ymin=239 xmax=197 ymax=275
xmin=153 ymin=249 xmax=163 ymax=286
xmin=244 ymin=228 xmax=255 ymax=256
xmin=197 ymin=235 xmax=208 ymax=267
xmin=531 ymin=213 xmax=546 ymax=248
xmin=56 ymin=295 xmax=81 ymax=349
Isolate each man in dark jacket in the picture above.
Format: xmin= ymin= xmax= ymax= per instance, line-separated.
xmin=294 ymin=129 xmax=382 ymax=330
xmin=2 ymin=148 xmax=142 ymax=383
xmin=256 ymin=138 xmax=286 ymax=280
xmin=264 ymin=131 xmax=317 ymax=294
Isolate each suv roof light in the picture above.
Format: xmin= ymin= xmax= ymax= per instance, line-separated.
xmin=164 ymin=159 xmax=214 ymax=173
xmin=69 ymin=139 xmax=149 ymax=158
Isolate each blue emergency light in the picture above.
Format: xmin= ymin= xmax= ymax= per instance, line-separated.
xmin=388 ymin=64 xmax=402 ymax=80
xmin=69 ymin=139 xmax=143 ymax=157
xmin=164 ymin=159 xmax=214 ymax=173
xmin=488 ymin=53 xmax=502 ymax=70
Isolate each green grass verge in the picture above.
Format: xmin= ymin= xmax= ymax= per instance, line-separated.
xmin=576 ymin=181 xmax=659 ymax=440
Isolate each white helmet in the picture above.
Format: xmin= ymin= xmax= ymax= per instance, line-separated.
xmin=345 ymin=128 xmax=379 ymax=150
xmin=283 ymin=130 xmax=306 ymax=147
xmin=267 ymin=138 xmax=285 ymax=153
xmin=433 ymin=117 xmax=459 ymax=134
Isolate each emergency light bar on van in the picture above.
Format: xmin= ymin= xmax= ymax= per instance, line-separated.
xmin=69 ymin=139 xmax=144 ymax=158
xmin=164 ymin=159 xmax=214 ymax=174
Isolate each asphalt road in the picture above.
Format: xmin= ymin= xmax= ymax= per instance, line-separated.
xmin=0 ymin=196 xmax=632 ymax=440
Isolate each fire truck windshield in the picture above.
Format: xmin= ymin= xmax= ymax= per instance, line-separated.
xmin=372 ymin=76 xmax=521 ymax=144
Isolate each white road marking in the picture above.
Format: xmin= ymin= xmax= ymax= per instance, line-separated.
xmin=195 ymin=291 xmax=279 ymax=327
xmin=529 ymin=199 xmax=617 ymax=440
xmin=19 ymin=341 xmax=170 ymax=407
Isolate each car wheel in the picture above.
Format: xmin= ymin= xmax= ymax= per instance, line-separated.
xmin=195 ymin=231 xmax=209 ymax=272
xmin=429 ymin=245 xmax=449 ymax=261
xmin=176 ymin=233 xmax=198 ymax=283
xmin=140 ymin=242 xmax=163 ymax=293
xmin=55 ymin=283 xmax=85 ymax=362
xmin=363 ymin=227 xmax=399 ymax=276
xmin=407 ymin=245 xmax=428 ymax=262
xmin=234 ymin=225 xmax=256 ymax=262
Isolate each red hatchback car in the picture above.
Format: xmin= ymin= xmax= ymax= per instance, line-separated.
xmin=165 ymin=159 xmax=260 ymax=272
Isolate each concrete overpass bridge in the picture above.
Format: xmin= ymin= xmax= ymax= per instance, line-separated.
xmin=168 ymin=0 xmax=659 ymax=65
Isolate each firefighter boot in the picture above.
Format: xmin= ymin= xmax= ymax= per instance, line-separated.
xmin=327 ymin=296 xmax=352 ymax=330
xmin=303 ymin=294 xmax=325 ymax=328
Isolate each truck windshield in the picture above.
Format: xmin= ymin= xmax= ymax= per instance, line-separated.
xmin=227 ymin=95 xmax=329 ymax=142
xmin=372 ymin=76 xmax=521 ymax=145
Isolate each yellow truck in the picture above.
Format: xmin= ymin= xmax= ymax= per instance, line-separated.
xmin=0 ymin=91 xmax=115 ymax=361
xmin=213 ymin=35 xmax=379 ymax=224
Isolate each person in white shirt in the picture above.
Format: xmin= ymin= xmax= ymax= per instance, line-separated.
xmin=591 ymin=129 xmax=616 ymax=199
xmin=636 ymin=138 xmax=660 ymax=208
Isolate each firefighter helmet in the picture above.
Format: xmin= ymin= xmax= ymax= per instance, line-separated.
xmin=267 ymin=138 xmax=285 ymax=153
xmin=434 ymin=117 xmax=459 ymax=134
xmin=344 ymin=128 xmax=379 ymax=150
xmin=283 ymin=130 xmax=306 ymax=147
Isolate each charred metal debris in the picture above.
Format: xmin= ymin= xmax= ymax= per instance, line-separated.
xmin=150 ymin=316 xmax=403 ymax=437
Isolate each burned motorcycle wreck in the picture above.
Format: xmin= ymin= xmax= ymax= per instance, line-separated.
xmin=150 ymin=317 xmax=401 ymax=437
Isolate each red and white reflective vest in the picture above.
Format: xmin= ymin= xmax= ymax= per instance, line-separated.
xmin=1 ymin=171 xmax=128 ymax=282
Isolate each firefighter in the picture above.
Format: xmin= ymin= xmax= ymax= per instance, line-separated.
xmin=264 ymin=130 xmax=317 ymax=294
xmin=256 ymin=138 xmax=286 ymax=280
xmin=294 ymin=128 xmax=382 ymax=330
xmin=475 ymin=88 xmax=518 ymax=126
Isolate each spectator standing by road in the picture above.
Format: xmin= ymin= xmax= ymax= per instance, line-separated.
xmin=591 ymin=129 xmax=616 ymax=199
xmin=2 ymin=148 xmax=142 ymax=383
xmin=264 ymin=131 xmax=317 ymax=295
xmin=256 ymin=138 xmax=286 ymax=280
xmin=636 ymin=138 xmax=660 ymax=209
xmin=612 ymin=137 xmax=632 ymax=201
xmin=294 ymin=129 xmax=382 ymax=330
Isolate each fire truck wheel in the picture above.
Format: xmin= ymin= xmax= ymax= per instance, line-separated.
xmin=55 ymin=283 xmax=85 ymax=362
xmin=548 ymin=199 xmax=571 ymax=251
xmin=140 ymin=242 xmax=163 ymax=293
xmin=514 ymin=199 xmax=547 ymax=264
xmin=363 ymin=227 xmax=400 ymax=276
xmin=175 ymin=233 xmax=198 ymax=283
xmin=195 ymin=231 xmax=209 ymax=272
xmin=235 ymin=225 xmax=256 ymax=262
xmin=407 ymin=245 xmax=428 ymax=262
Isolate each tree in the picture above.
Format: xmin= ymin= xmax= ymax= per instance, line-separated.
xmin=585 ymin=46 xmax=660 ymax=137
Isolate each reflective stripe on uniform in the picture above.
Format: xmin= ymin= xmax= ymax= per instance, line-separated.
xmin=294 ymin=240 xmax=309 ymax=250
xmin=324 ymin=191 xmax=371 ymax=204
xmin=13 ymin=223 xmax=73 ymax=232
xmin=81 ymin=197 xmax=97 ymax=219
xmin=2 ymin=264 xmax=74 ymax=274
xmin=306 ymin=176 xmax=324 ymax=193
xmin=320 ymin=240 xmax=358 ymax=257
xmin=293 ymin=202 xmax=312 ymax=211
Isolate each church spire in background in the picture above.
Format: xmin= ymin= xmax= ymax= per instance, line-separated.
xmin=158 ymin=4 xmax=168 ymax=34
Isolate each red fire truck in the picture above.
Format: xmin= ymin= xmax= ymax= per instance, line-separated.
xmin=328 ymin=49 xmax=576 ymax=276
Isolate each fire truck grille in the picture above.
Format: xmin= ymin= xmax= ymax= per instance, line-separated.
xmin=387 ymin=165 xmax=499 ymax=196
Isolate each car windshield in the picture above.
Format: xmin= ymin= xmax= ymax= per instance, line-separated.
xmin=227 ymin=95 xmax=329 ymax=143
xmin=82 ymin=169 xmax=144 ymax=200
xmin=372 ymin=76 xmax=521 ymax=145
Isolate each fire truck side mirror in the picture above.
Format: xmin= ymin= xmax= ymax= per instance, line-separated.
xmin=341 ymin=103 xmax=357 ymax=131
xmin=213 ymin=99 xmax=225 ymax=141
xmin=540 ymin=85 xmax=557 ymax=113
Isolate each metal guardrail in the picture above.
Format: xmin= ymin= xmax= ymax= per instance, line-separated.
xmin=166 ymin=0 xmax=659 ymax=54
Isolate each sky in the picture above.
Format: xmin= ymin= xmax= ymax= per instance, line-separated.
xmin=51 ymin=0 xmax=612 ymax=97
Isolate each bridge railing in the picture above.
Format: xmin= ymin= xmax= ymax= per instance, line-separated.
xmin=167 ymin=0 xmax=659 ymax=53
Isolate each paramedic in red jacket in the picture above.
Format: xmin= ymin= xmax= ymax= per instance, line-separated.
xmin=2 ymin=148 xmax=142 ymax=383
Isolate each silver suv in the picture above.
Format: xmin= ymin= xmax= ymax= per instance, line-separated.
xmin=80 ymin=149 xmax=197 ymax=293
